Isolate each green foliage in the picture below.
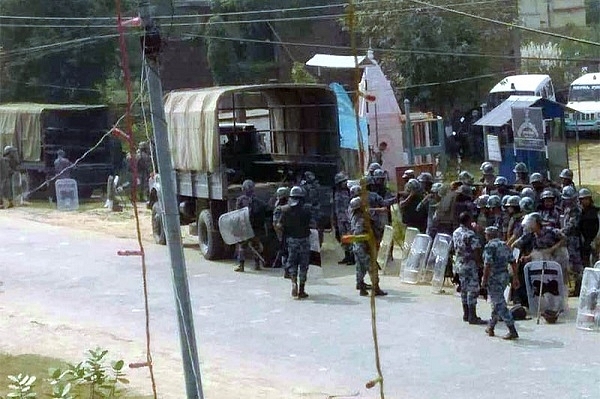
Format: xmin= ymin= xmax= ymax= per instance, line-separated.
xmin=1 ymin=349 xmax=130 ymax=399
xmin=4 ymin=374 xmax=37 ymax=399
xmin=0 ymin=0 xmax=138 ymax=103
xmin=291 ymin=62 xmax=317 ymax=84
xmin=352 ymin=0 xmax=515 ymax=113
xmin=205 ymin=16 xmax=241 ymax=85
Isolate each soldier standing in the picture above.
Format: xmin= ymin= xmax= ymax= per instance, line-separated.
xmin=54 ymin=149 xmax=73 ymax=179
xmin=272 ymin=187 xmax=289 ymax=270
xmin=560 ymin=186 xmax=583 ymax=296
xmin=278 ymin=186 xmax=312 ymax=299
xmin=452 ymin=212 xmax=487 ymax=325
xmin=481 ymin=226 xmax=520 ymax=340
xmin=399 ymin=179 xmax=427 ymax=233
xmin=559 ymin=168 xmax=576 ymax=190
xmin=333 ymin=172 xmax=354 ymax=265
xmin=479 ymin=161 xmax=496 ymax=195
xmin=1 ymin=146 xmax=19 ymax=208
xmin=513 ymin=162 xmax=529 ymax=190
xmin=417 ymin=182 xmax=444 ymax=239
xmin=539 ymin=189 xmax=560 ymax=228
xmin=234 ymin=179 xmax=266 ymax=272
xmin=349 ymin=196 xmax=387 ymax=297
xmin=301 ymin=171 xmax=321 ymax=239
xmin=579 ymin=188 xmax=599 ymax=268
xmin=136 ymin=141 xmax=152 ymax=202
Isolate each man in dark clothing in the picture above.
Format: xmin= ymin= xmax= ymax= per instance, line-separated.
xmin=279 ymin=186 xmax=312 ymax=299
xmin=54 ymin=149 xmax=73 ymax=179
xmin=399 ymin=178 xmax=427 ymax=233
xmin=579 ymin=188 xmax=599 ymax=268
xmin=234 ymin=179 xmax=267 ymax=272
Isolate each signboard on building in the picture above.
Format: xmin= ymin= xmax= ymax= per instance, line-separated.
xmin=511 ymin=106 xmax=545 ymax=152
xmin=486 ymin=134 xmax=502 ymax=162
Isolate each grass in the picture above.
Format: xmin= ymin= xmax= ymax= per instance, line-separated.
xmin=0 ymin=353 xmax=151 ymax=399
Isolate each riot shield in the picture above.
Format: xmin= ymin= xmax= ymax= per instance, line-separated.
xmin=55 ymin=179 xmax=79 ymax=211
xmin=400 ymin=227 xmax=420 ymax=261
xmin=400 ymin=234 xmax=432 ymax=284
xmin=594 ymin=261 xmax=600 ymax=270
xmin=524 ymin=261 xmax=566 ymax=320
xmin=218 ymin=207 xmax=255 ymax=245
xmin=576 ymin=267 xmax=600 ymax=331
xmin=377 ymin=225 xmax=394 ymax=272
xmin=428 ymin=233 xmax=452 ymax=292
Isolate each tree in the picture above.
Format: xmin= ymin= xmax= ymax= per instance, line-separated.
xmin=352 ymin=0 xmax=515 ymax=114
xmin=0 ymin=0 xmax=137 ymax=103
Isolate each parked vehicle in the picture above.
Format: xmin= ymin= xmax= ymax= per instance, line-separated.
xmin=565 ymin=73 xmax=600 ymax=135
xmin=0 ymin=103 xmax=123 ymax=198
xmin=148 ymin=84 xmax=340 ymax=261
xmin=487 ymin=74 xmax=555 ymax=110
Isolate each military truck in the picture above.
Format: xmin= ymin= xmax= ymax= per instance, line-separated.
xmin=148 ymin=84 xmax=340 ymax=261
xmin=0 ymin=103 xmax=123 ymax=198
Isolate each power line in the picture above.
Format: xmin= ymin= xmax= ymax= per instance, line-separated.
xmin=0 ymin=0 xmax=509 ymax=28
xmin=185 ymin=33 xmax=600 ymax=63
xmin=406 ymin=0 xmax=600 ymax=47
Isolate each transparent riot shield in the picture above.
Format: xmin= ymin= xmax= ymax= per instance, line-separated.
xmin=576 ymin=267 xmax=600 ymax=331
xmin=218 ymin=207 xmax=255 ymax=245
xmin=428 ymin=234 xmax=452 ymax=292
xmin=400 ymin=234 xmax=432 ymax=284
xmin=524 ymin=261 xmax=566 ymax=319
xmin=55 ymin=179 xmax=79 ymax=211
xmin=594 ymin=261 xmax=600 ymax=270
xmin=377 ymin=225 xmax=395 ymax=272
xmin=400 ymin=227 xmax=420 ymax=261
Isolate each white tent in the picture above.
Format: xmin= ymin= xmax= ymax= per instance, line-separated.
xmin=358 ymin=51 xmax=406 ymax=182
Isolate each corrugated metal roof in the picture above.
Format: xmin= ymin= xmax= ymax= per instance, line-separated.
xmin=306 ymin=54 xmax=374 ymax=69
xmin=474 ymin=95 xmax=542 ymax=127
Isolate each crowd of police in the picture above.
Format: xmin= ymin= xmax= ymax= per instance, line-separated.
xmin=230 ymin=160 xmax=600 ymax=322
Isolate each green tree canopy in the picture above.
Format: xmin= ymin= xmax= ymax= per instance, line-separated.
xmin=0 ymin=0 xmax=137 ymax=104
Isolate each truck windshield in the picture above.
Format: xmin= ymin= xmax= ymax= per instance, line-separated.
xmin=569 ymin=85 xmax=600 ymax=102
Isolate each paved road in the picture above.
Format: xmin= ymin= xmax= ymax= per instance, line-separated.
xmin=1 ymin=214 xmax=599 ymax=399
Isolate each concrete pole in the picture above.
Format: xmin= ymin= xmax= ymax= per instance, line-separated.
xmin=404 ymin=99 xmax=414 ymax=165
xmin=139 ymin=2 xmax=204 ymax=398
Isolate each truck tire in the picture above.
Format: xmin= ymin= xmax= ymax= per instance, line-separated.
xmin=198 ymin=209 xmax=222 ymax=260
xmin=151 ymin=201 xmax=166 ymax=245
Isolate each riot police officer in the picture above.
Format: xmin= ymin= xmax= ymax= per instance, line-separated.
xmin=579 ymin=188 xmax=599 ymax=268
xmin=333 ymin=172 xmax=354 ymax=265
xmin=278 ymin=186 xmax=312 ymax=299
xmin=234 ymin=179 xmax=267 ymax=272
xmin=272 ymin=187 xmax=289 ymax=270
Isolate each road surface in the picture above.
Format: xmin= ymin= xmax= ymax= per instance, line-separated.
xmin=1 ymin=212 xmax=599 ymax=399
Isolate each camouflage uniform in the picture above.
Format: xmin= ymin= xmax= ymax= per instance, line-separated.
xmin=235 ymin=194 xmax=266 ymax=265
xmin=351 ymin=208 xmax=370 ymax=287
xmin=368 ymin=190 xmax=395 ymax=242
xmin=285 ymin=236 xmax=310 ymax=284
xmin=452 ymin=225 xmax=482 ymax=306
xmin=417 ymin=194 xmax=440 ymax=238
xmin=280 ymin=203 xmax=312 ymax=285
xmin=334 ymin=188 xmax=351 ymax=239
xmin=540 ymin=207 xmax=561 ymax=228
xmin=272 ymin=198 xmax=288 ymax=267
xmin=483 ymin=238 xmax=516 ymax=329
xmin=302 ymin=180 xmax=321 ymax=229
xmin=136 ymin=148 xmax=152 ymax=201
xmin=561 ymin=202 xmax=583 ymax=275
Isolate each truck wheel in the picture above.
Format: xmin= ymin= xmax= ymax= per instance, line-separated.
xmin=151 ymin=202 xmax=166 ymax=245
xmin=198 ymin=209 xmax=222 ymax=260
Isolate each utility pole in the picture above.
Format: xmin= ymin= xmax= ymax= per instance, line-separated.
xmin=138 ymin=1 xmax=204 ymax=398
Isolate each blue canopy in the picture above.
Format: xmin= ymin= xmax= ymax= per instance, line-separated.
xmin=330 ymin=83 xmax=368 ymax=150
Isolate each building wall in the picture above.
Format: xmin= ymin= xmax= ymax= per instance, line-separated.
xmin=520 ymin=0 xmax=586 ymax=28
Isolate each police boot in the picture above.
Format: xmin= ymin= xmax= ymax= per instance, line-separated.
xmin=462 ymin=304 xmax=469 ymax=322
xmin=346 ymin=252 xmax=356 ymax=265
xmin=503 ymin=325 xmax=519 ymax=340
xmin=338 ymin=250 xmax=351 ymax=264
xmin=291 ymin=277 xmax=298 ymax=298
xmin=254 ymin=259 xmax=262 ymax=271
xmin=297 ymin=282 xmax=309 ymax=299
xmin=373 ymin=284 xmax=388 ymax=297
xmin=571 ymin=276 xmax=582 ymax=297
xmin=485 ymin=318 xmax=496 ymax=337
xmin=357 ymin=282 xmax=369 ymax=297
xmin=234 ymin=261 xmax=245 ymax=273
xmin=7 ymin=200 xmax=13 ymax=209
xmin=468 ymin=305 xmax=487 ymax=325
xmin=283 ymin=268 xmax=291 ymax=279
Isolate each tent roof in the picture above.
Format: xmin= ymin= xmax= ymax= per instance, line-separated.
xmin=0 ymin=103 xmax=106 ymax=113
xmin=474 ymin=95 xmax=573 ymax=127
xmin=305 ymin=54 xmax=375 ymax=69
